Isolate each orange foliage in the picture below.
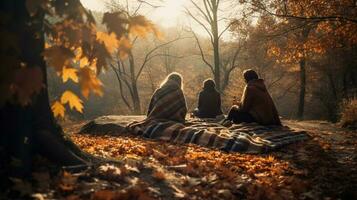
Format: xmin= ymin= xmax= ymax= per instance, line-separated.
xmin=60 ymin=91 xmax=83 ymax=113
xmin=51 ymin=101 xmax=65 ymax=118
xmin=0 ymin=0 xmax=160 ymax=118
xmin=78 ymin=68 xmax=103 ymax=99
xmin=62 ymin=67 xmax=78 ymax=83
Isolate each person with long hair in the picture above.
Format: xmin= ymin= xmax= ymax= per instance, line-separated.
xmin=193 ymin=79 xmax=223 ymax=118
xmin=222 ymin=69 xmax=281 ymax=126
xmin=146 ymin=72 xmax=187 ymax=123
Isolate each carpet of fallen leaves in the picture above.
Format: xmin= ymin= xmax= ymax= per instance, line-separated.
xmin=2 ymin=120 xmax=357 ymax=200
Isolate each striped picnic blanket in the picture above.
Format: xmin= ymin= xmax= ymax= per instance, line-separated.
xmin=126 ymin=118 xmax=309 ymax=154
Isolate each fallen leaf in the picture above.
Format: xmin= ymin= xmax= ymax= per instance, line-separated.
xmin=152 ymin=171 xmax=166 ymax=181
xmin=91 ymin=190 xmax=118 ymax=200
xmin=58 ymin=171 xmax=78 ymax=192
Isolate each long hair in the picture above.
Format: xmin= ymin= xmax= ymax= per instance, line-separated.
xmin=160 ymin=72 xmax=183 ymax=89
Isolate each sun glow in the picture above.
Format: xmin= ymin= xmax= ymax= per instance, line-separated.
xmin=81 ymin=0 xmax=188 ymax=28
xmin=151 ymin=0 xmax=187 ymax=27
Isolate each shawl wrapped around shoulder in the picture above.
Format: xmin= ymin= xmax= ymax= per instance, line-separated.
xmin=126 ymin=80 xmax=308 ymax=154
xmin=146 ymin=80 xmax=187 ymax=123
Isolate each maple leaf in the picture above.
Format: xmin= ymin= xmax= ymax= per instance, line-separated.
xmin=96 ymin=31 xmax=119 ymax=54
xmin=118 ymin=37 xmax=132 ymax=59
xmin=51 ymin=101 xmax=65 ymax=118
xmin=62 ymin=67 xmax=78 ymax=83
xmin=78 ymin=68 xmax=103 ymax=98
xmin=79 ymin=57 xmax=89 ymax=68
xmin=60 ymin=91 xmax=83 ymax=113
xmin=93 ymin=42 xmax=111 ymax=73
xmin=43 ymin=46 xmax=75 ymax=72
xmin=129 ymin=15 xmax=156 ymax=38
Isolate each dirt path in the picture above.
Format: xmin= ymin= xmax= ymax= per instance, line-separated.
xmin=279 ymin=120 xmax=357 ymax=199
xmin=284 ymin=120 xmax=356 ymax=167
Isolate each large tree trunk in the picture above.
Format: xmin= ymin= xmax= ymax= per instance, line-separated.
xmin=297 ymin=58 xmax=306 ymax=120
xmin=0 ymin=0 xmax=88 ymax=176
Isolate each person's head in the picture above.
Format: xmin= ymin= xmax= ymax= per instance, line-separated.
xmin=203 ymin=79 xmax=216 ymax=91
xmin=160 ymin=72 xmax=183 ymax=89
xmin=243 ymin=69 xmax=259 ymax=83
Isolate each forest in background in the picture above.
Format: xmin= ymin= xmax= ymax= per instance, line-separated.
xmin=46 ymin=0 xmax=357 ymax=124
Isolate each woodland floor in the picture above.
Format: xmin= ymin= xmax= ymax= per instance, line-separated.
xmin=3 ymin=119 xmax=357 ymax=200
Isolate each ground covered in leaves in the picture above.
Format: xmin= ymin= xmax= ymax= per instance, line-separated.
xmin=2 ymin=120 xmax=357 ymax=200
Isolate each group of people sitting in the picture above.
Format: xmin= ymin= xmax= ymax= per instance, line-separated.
xmin=146 ymin=69 xmax=282 ymax=126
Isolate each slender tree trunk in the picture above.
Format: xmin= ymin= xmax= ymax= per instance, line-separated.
xmin=111 ymin=64 xmax=133 ymax=111
xmin=131 ymin=81 xmax=141 ymax=114
xmin=212 ymin=6 xmax=221 ymax=91
xmin=213 ymin=37 xmax=220 ymax=91
xmin=297 ymin=58 xmax=306 ymax=120
xmin=221 ymin=71 xmax=230 ymax=92
xmin=128 ymin=53 xmax=141 ymax=114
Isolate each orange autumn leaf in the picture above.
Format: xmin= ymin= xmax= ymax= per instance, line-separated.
xmin=58 ymin=171 xmax=78 ymax=192
xmin=91 ymin=190 xmax=117 ymax=200
xmin=129 ymin=16 xmax=157 ymax=38
xmin=51 ymin=101 xmax=65 ymax=118
xmin=79 ymin=57 xmax=89 ymax=68
xmin=62 ymin=67 xmax=78 ymax=83
xmin=60 ymin=90 xmax=83 ymax=113
xmin=43 ymin=46 xmax=75 ymax=72
xmin=79 ymin=68 xmax=103 ymax=98
xmin=96 ymin=31 xmax=119 ymax=54
xmin=152 ymin=171 xmax=166 ymax=181
xmin=117 ymin=37 xmax=132 ymax=59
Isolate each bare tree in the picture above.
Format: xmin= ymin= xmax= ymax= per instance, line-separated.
xmin=106 ymin=0 xmax=183 ymax=114
xmin=109 ymin=37 xmax=184 ymax=114
xmin=185 ymin=0 xmax=234 ymax=91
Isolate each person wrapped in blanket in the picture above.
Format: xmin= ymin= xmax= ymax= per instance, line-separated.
xmin=146 ymin=72 xmax=187 ymax=123
xmin=192 ymin=79 xmax=223 ymax=119
xmin=127 ymin=71 xmax=306 ymax=153
xmin=222 ymin=69 xmax=282 ymax=126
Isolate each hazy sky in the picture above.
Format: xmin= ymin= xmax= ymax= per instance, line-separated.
xmin=80 ymin=0 xmax=236 ymax=40
xmin=81 ymin=0 xmax=189 ymax=28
